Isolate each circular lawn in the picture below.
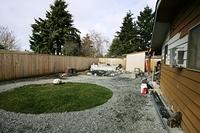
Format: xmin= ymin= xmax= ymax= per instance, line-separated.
xmin=0 ymin=82 xmax=112 ymax=114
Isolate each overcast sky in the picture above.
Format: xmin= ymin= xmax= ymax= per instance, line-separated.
xmin=0 ymin=0 xmax=157 ymax=51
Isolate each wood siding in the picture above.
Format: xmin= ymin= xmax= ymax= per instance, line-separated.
xmin=160 ymin=64 xmax=200 ymax=133
xmin=161 ymin=2 xmax=200 ymax=68
xmin=0 ymin=52 xmax=98 ymax=81
xmin=170 ymin=1 xmax=200 ymax=38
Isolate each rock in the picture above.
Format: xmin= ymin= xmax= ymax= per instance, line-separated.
xmin=59 ymin=73 xmax=68 ymax=79
xmin=53 ymin=79 xmax=62 ymax=85
xmin=87 ymin=72 xmax=92 ymax=76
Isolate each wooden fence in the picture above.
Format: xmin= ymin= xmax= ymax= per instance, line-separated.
xmin=0 ymin=51 xmax=98 ymax=81
xmin=150 ymin=58 xmax=161 ymax=71
xmin=0 ymin=51 xmax=162 ymax=81
xmin=99 ymin=57 xmax=160 ymax=72
xmin=98 ymin=58 xmax=126 ymax=68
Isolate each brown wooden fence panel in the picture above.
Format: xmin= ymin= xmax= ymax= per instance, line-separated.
xmin=0 ymin=51 xmax=98 ymax=81
xmin=150 ymin=59 xmax=161 ymax=71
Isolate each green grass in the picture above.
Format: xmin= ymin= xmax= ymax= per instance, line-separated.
xmin=0 ymin=82 xmax=112 ymax=114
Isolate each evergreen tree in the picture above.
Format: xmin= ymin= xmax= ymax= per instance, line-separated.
xmin=108 ymin=11 xmax=137 ymax=56
xmin=30 ymin=0 xmax=81 ymax=55
xmin=136 ymin=6 xmax=154 ymax=50
xmin=0 ymin=44 xmax=4 ymax=49
xmin=30 ymin=18 xmax=51 ymax=53
xmin=108 ymin=37 xmax=122 ymax=57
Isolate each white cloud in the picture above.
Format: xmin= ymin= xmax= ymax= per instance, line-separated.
xmin=0 ymin=0 xmax=157 ymax=51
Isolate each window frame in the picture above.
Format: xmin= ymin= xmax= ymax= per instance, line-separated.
xmin=187 ymin=23 xmax=200 ymax=71
xmin=177 ymin=50 xmax=185 ymax=65
xmin=164 ymin=45 xmax=168 ymax=64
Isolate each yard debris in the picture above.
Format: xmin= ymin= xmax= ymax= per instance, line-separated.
xmin=151 ymin=91 xmax=170 ymax=119
xmin=152 ymin=61 xmax=161 ymax=84
xmin=90 ymin=63 xmax=121 ymax=71
xmin=167 ymin=112 xmax=182 ymax=128
xmin=140 ymin=78 xmax=154 ymax=96
xmin=140 ymin=83 xmax=149 ymax=96
xmin=59 ymin=68 xmax=77 ymax=78
xmin=53 ymin=78 xmax=62 ymax=84
xmin=130 ymin=73 xmax=136 ymax=79
xmin=67 ymin=68 xmax=77 ymax=76
xmin=140 ymin=78 xmax=149 ymax=96
xmin=134 ymin=68 xmax=145 ymax=78
xmin=88 ymin=63 xmax=124 ymax=76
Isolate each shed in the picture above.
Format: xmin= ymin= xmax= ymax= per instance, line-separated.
xmin=126 ymin=51 xmax=146 ymax=72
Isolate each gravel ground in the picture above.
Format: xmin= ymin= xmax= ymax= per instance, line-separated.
xmin=0 ymin=74 xmax=167 ymax=133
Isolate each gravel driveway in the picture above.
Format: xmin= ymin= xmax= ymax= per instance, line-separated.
xmin=0 ymin=74 xmax=167 ymax=133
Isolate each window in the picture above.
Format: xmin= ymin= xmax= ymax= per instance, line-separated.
xmin=188 ymin=24 xmax=200 ymax=70
xmin=164 ymin=45 xmax=168 ymax=64
xmin=169 ymin=48 xmax=185 ymax=67
xmin=177 ymin=51 xmax=184 ymax=65
xmin=170 ymin=48 xmax=176 ymax=66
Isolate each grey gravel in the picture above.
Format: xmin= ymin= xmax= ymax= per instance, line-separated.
xmin=0 ymin=74 xmax=167 ymax=133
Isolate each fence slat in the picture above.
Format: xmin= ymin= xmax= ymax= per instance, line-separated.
xmin=0 ymin=52 xmax=98 ymax=81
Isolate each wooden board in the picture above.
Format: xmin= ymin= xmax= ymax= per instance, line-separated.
xmin=160 ymin=79 xmax=198 ymax=133
xmin=160 ymin=64 xmax=200 ymax=133
xmin=170 ymin=3 xmax=200 ymax=38
xmin=0 ymin=52 xmax=98 ymax=81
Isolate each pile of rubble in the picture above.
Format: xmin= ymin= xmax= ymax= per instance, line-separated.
xmin=59 ymin=68 xmax=78 ymax=79
xmin=87 ymin=63 xmax=124 ymax=76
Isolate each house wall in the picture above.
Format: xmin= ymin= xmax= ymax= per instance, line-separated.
xmin=126 ymin=52 xmax=145 ymax=72
xmin=161 ymin=2 xmax=200 ymax=67
xmin=160 ymin=64 xmax=200 ymax=133
xmin=160 ymin=2 xmax=200 ymax=133
xmin=161 ymin=33 xmax=188 ymax=67
xmin=169 ymin=1 xmax=200 ymax=38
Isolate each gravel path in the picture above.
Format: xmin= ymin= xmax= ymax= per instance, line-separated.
xmin=0 ymin=74 xmax=167 ymax=133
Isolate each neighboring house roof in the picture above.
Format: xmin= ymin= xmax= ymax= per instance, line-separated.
xmin=151 ymin=0 xmax=188 ymax=52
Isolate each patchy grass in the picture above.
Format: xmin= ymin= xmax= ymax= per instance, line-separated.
xmin=0 ymin=82 xmax=112 ymax=114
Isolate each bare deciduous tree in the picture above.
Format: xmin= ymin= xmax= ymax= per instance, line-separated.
xmin=89 ymin=30 xmax=109 ymax=57
xmin=0 ymin=25 xmax=18 ymax=50
xmin=81 ymin=34 xmax=96 ymax=57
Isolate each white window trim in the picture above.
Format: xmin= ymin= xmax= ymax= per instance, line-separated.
xmin=187 ymin=23 xmax=200 ymax=71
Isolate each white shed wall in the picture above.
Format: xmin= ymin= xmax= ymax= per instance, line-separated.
xmin=126 ymin=52 xmax=145 ymax=72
